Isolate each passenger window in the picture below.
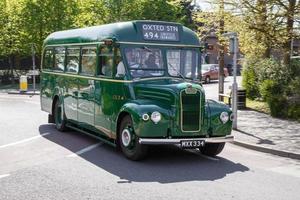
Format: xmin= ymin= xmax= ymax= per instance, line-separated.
xmin=81 ymin=47 xmax=96 ymax=75
xmin=43 ymin=48 xmax=54 ymax=70
xmin=54 ymin=47 xmax=65 ymax=71
xmin=115 ymin=48 xmax=125 ymax=78
xmin=66 ymin=47 xmax=80 ymax=73
xmin=99 ymin=46 xmax=113 ymax=77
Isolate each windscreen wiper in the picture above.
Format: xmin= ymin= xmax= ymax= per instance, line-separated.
xmin=168 ymin=63 xmax=186 ymax=81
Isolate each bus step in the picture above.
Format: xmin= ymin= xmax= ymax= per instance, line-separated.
xmin=66 ymin=124 xmax=116 ymax=148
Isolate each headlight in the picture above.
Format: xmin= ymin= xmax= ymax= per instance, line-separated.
xmin=151 ymin=111 xmax=161 ymax=124
xmin=142 ymin=113 xmax=150 ymax=121
xmin=220 ymin=112 xmax=229 ymax=124
xmin=230 ymin=113 xmax=234 ymax=121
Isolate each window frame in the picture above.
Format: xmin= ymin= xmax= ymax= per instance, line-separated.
xmin=166 ymin=48 xmax=200 ymax=79
xmin=65 ymin=46 xmax=81 ymax=74
xmin=98 ymin=45 xmax=115 ymax=78
xmin=53 ymin=46 xmax=66 ymax=72
xmin=80 ymin=45 xmax=97 ymax=76
xmin=42 ymin=47 xmax=55 ymax=71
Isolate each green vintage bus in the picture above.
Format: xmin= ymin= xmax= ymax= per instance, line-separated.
xmin=40 ymin=20 xmax=233 ymax=160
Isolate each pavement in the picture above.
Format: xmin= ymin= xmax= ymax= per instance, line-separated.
xmin=232 ymin=110 xmax=300 ymax=160
xmin=0 ymin=88 xmax=40 ymax=95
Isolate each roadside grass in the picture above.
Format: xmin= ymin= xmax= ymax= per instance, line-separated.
xmin=246 ymin=98 xmax=270 ymax=114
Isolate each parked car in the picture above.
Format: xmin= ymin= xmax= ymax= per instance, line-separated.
xmin=201 ymin=64 xmax=229 ymax=83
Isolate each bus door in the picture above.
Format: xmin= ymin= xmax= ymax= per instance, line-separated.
xmin=77 ymin=46 xmax=97 ymax=128
xmin=94 ymin=45 xmax=115 ymax=138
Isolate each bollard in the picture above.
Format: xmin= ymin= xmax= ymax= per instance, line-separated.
xmin=19 ymin=75 xmax=28 ymax=92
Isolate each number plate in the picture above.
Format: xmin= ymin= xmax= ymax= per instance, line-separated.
xmin=180 ymin=140 xmax=205 ymax=148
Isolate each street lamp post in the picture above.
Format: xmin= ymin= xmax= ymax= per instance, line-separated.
xmin=222 ymin=32 xmax=238 ymax=129
xmin=31 ymin=43 xmax=36 ymax=94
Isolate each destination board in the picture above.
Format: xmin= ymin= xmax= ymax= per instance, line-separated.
xmin=141 ymin=23 xmax=180 ymax=41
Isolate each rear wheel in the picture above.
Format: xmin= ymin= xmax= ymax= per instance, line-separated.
xmin=54 ymin=99 xmax=67 ymax=131
xmin=118 ymin=115 xmax=148 ymax=161
xmin=200 ymin=142 xmax=225 ymax=156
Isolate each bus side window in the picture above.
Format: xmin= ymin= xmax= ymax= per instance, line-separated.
xmin=66 ymin=47 xmax=80 ymax=73
xmin=99 ymin=46 xmax=113 ymax=77
xmin=115 ymin=48 xmax=125 ymax=78
xmin=81 ymin=46 xmax=97 ymax=76
xmin=54 ymin=47 xmax=65 ymax=72
xmin=43 ymin=48 xmax=54 ymax=70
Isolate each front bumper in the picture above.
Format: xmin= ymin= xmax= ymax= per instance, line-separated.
xmin=139 ymin=135 xmax=234 ymax=145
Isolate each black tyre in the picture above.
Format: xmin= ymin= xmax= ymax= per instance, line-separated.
xmin=54 ymin=99 xmax=67 ymax=131
xmin=118 ymin=115 xmax=148 ymax=161
xmin=200 ymin=142 xmax=225 ymax=156
xmin=205 ymin=76 xmax=210 ymax=83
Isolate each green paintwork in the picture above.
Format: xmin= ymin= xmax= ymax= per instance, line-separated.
xmin=40 ymin=21 xmax=232 ymax=145
xmin=44 ymin=21 xmax=200 ymax=47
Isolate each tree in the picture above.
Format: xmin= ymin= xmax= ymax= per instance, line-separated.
xmin=0 ymin=0 xmax=27 ymax=80
xmin=74 ymin=0 xmax=107 ymax=27
xmin=22 ymin=0 xmax=79 ymax=54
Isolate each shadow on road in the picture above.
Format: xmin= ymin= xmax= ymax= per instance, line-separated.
xmin=39 ymin=124 xmax=249 ymax=183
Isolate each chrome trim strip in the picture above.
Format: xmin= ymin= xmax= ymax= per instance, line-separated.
xmin=139 ymin=135 xmax=234 ymax=145
xmin=41 ymin=71 xmax=133 ymax=83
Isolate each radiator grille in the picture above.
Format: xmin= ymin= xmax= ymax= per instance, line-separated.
xmin=181 ymin=90 xmax=201 ymax=132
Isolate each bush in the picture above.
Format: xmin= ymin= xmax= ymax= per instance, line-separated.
xmin=290 ymin=59 xmax=300 ymax=78
xmin=256 ymin=58 xmax=289 ymax=85
xmin=259 ymin=79 xmax=288 ymax=118
xmin=242 ymin=56 xmax=300 ymax=120
xmin=259 ymin=79 xmax=283 ymax=101
xmin=242 ymin=57 xmax=260 ymax=99
xmin=287 ymin=103 xmax=300 ymax=121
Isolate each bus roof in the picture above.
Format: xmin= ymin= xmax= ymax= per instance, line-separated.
xmin=44 ymin=20 xmax=200 ymax=47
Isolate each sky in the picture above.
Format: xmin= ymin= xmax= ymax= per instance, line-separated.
xmin=195 ymin=0 xmax=216 ymax=11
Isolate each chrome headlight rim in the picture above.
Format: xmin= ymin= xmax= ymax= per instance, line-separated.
xmin=230 ymin=113 xmax=234 ymax=121
xmin=151 ymin=111 xmax=161 ymax=124
xmin=220 ymin=112 xmax=229 ymax=124
xmin=142 ymin=113 xmax=150 ymax=121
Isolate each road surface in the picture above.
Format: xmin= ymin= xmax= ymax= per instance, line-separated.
xmin=0 ymin=90 xmax=299 ymax=200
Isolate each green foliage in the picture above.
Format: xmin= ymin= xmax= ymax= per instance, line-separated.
xmin=242 ymin=57 xmax=260 ymax=99
xmin=287 ymin=103 xmax=300 ymax=122
xmin=0 ymin=0 xmax=194 ymax=59
xmin=256 ymin=58 xmax=290 ymax=85
xmin=267 ymin=95 xmax=288 ymax=118
xmin=259 ymin=79 xmax=277 ymax=101
xmin=243 ymin=56 xmax=300 ymax=120
xmin=289 ymin=77 xmax=300 ymax=96
xmin=140 ymin=0 xmax=179 ymax=22
xmin=259 ymin=79 xmax=287 ymax=117
xmin=290 ymin=58 xmax=300 ymax=78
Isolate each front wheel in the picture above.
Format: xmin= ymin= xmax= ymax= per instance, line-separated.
xmin=118 ymin=115 xmax=148 ymax=161
xmin=54 ymin=99 xmax=67 ymax=132
xmin=199 ymin=142 xmax=225 ymax=156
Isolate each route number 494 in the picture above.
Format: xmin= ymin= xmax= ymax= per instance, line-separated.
xmin=144 ymin=32 xmax=159 ymax=39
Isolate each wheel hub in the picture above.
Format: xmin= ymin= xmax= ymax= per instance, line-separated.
xmin=121 ymin=129 xmax=131 ymax=147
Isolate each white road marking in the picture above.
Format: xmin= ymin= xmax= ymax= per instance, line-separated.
xmin=269 ymin=166 xmax=300 ymax=178
xmin=0 ymin=133 xmax=51 ymax=149
xmin=0 ymin=174 xmax=10 ymax=179
xmin=24 ymin=100 xmax=40 ymax=105
xmin=67 ymin=142 xmax=103 ymax=158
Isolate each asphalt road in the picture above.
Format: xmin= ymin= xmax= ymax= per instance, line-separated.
xmin=0 ymin=90 xmax=300 ymax=200
xmin=203 ymin=76 xmax=243 ymax=100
